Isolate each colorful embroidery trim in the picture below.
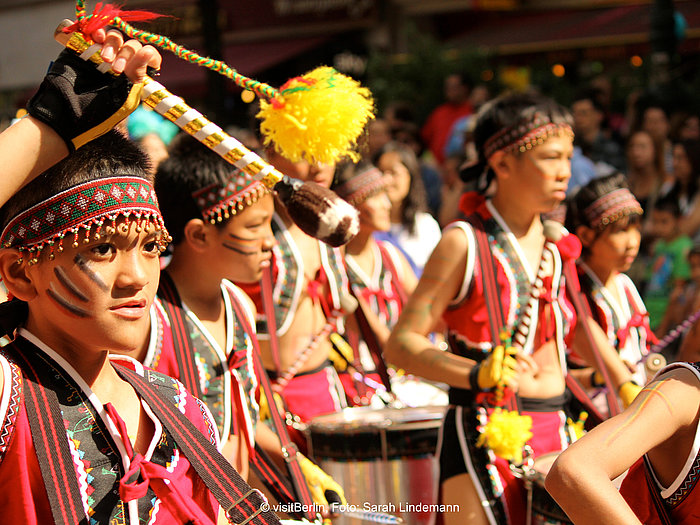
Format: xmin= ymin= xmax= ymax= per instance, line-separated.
xmin=483 ymin=112 xmax=574 ymax=159
xmin=334 ymin=166 xmax=386 ymax=207
xmin=191 ymin=169 xmax=268 ymax=224
xmin=0 ymin=177 xmax=169 ymax=263
xmin=583 ymin=188 xmax=643 ymax=231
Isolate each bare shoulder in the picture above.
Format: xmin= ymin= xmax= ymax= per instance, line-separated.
xmin=418 ymin=224 xmax=470 ymax=288
xmin=638 ymin=365 xmax=700 ymax=429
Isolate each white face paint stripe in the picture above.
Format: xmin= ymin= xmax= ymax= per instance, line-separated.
xmin=54 ymin=266 xmax=89 ymax=302
xmin=73 ymin=254 xmax=109 ymax=291
xmin=47 ymin=283 xmax=90 ymax=318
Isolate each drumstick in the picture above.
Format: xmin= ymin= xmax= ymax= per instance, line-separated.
xmin=53 ymin=22 xmax=359 ymax=247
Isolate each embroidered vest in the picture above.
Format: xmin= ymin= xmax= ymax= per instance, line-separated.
xmin=149 ymin=280 xmax=259 ymax=447
xmin=443 ymin=216 xmax=576 ymax=362
xmin=0 ymin=334 xmax=219 ymax=525
xmin=578 ymin=264 xmax=652 ymax=384
xmin=345 ymin=240 xmax=405 ymax=329
xmin=267 ymin=213 xmax=350 ymax=336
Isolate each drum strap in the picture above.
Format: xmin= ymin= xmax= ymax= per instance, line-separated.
xmin=9 ymin=337 xmax=280 ymax=525
xmin=116 ymin=365 xmax=281 ymax=525
xmin=350 ymin=287 xmax=394 ymax=394
xmin=157 ymin=271 xmax=203 ymax=398
xmin=377 ymin=241 xmax=408 ymax=306
xmin=562 ymin=263 xmax=621 ymax=417
xmin=261 ymin=265 xmax=283 ymax=375
xmin=9 ymin=339 xmax=88 ymax=525
xmin=643 ymin=455 xmax=674 ymax=525
xmin=229 ymin=291 xmax=318 ymax=522
xmin=470 ymin=214 xmax=518 ymax=413
xmin=159 ymin=272 xmax=310 ymax=520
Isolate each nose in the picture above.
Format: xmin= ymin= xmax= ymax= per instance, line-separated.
xmin=115 ymin=250 xmax=151 ymax=290
xmin=261 ymin=231 xmax=277 ymax=251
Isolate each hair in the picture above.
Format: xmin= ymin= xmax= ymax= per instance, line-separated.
xmin=689 ymin=242 xmax=700 ymax=260
xmin=572 ymin=88 xmax=605 ymax=114
xmin=668 ymin=139 xmax=700 ymax=201
xmin=373 ymin=141 xmax=428 ymax=234
xmin=653 ymin=193 xmax=682 ymax=218
xmin=462 ymin=91 xmax=573 ymax=190
xmin=565 ymin=172 xmax=640 ymax=233
xmin=0 ymin=130 xmax=151 ymax=233
xmin=449 ymin=72 xmax=473 ymax=91
xmin=154 ymin=133 xmax=236 ymax=245
xmin=0 ymin=130 xmax=151 ymax=338
xmin=625 ymin=129 xmax=665 ymax=175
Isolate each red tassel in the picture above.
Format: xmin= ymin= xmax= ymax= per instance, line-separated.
xmin=63 ymin=2 xmax=164 ymax=35
xmin=458 ymin=191 xmax=490 ymax=219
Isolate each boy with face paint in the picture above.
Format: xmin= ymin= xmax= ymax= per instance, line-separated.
xmin=123 ymin=133 xmax=345 ymax=515
xmin=0 ymin=29 xmax=280 ymax=525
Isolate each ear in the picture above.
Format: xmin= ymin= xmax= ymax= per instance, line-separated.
xmin=487 ymin=150 xmax=512 ymax=180
xmin=576 ymin=225 xmax=596 ymax=248
xmin=182 ymin=218 xmax=213 ymax=253
xmin=0 ymin=249 xmax=38 ymax=301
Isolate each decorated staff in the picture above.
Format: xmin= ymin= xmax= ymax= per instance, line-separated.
xmin=69 ymin=1 xmax=374 ymax=165
xmin=53 ymin=22 xmax=358 ymax=247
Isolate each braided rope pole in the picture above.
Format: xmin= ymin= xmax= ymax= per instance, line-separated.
xmin=73 ymin=0 xmax=279 ymax=102
xmin=54 ymin=23 xmax=359 ymax=246
xmin=58 ymin=27 xmax=283 ymax=190
xmin=651 ymin=307 xmax=700 ymax=354
xmin=69 ymin=2 xmax=375 ymax=165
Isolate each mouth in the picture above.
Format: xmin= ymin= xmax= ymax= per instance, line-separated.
xmin=260 ymin=254 xmax=272 ymax=269
xmin=110 ymin=298 xmax=148 ymax=320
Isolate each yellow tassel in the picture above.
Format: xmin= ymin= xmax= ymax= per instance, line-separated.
xmin=566 ymin=411 xmax=588 ymax=441
xmin=477 ymin=408 xmax=533 ymax=464
xmin=257 ymin=66 xmax=375 ymax=164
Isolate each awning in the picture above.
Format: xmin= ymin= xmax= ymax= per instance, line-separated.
xmin=445 ymin=3 xmax=700 ymax=55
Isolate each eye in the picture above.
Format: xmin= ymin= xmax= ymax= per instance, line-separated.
xmin=143 ymin=240 xmax=160 ymax=254
xmin=91 ymin=243 xmax=114 ymax=257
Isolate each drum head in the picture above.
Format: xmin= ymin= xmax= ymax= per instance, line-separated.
xmin=307 ymin=406 xmax=446 ymax=461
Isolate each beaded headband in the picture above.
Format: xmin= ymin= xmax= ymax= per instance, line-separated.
xmin=333 ymin=166 xmax=387 ymax=207
xmin=0 ymin=176 xmax=169 ymax=264
xmin=583 ymin=187 xmax=643 ymax=231
xmin=483 ymin=112 xmax=574 ymax=160
xmin=191 ymin=169 xmax=269 ymax=224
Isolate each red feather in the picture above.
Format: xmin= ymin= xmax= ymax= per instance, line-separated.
xmin=63 ymin=2 xmax=164 ymax=35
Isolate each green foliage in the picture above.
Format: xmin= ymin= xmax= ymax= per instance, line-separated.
xmin=365 ymin=24 xmax=492 ymax=125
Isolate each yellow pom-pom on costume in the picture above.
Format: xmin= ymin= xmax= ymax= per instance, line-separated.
xmin=477 ymin=409 xmax=533 ymax=464
xmin=258 ymin=66 xmax=375 ymax=164
xmin=566 ymin=411 xmax=588 ymax=441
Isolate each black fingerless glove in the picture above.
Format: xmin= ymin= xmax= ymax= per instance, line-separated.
xmin=26 ymin=48 xmax=142 ymax=152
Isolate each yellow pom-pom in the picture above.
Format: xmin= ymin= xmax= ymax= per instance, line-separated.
xmin=477 ymin=408 xmax=533 ymax=464
xmin=257 ymin=66 xmax=375 ymax=165
xmin=566 ymin=411 xmax=588 ymax=441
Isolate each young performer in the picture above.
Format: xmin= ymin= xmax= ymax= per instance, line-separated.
xmin=547 ymin=361 xmax=700 ymax=524
xmin=565 ymin=173 xmax=655 ymax=409
xmin=130 ymin=132 xmax=344 ymax=512
xmin=237 ymin=148 xmax=355 ymax=427
xmin=385 ymin=92 xmax=639 ymax=525
xmin=0 ymin=28 xmax=278 ymax=525
xmin=331 ymin=160 xmax=417 ymax=405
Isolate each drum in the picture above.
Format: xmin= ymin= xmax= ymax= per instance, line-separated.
xmin=307 ymin=405 xmax=446 ymax=525
xmin=529 ymin=453 xmax=572 ymax=525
